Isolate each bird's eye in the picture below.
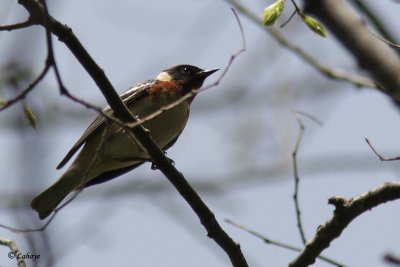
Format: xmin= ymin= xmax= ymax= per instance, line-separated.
xmin=181 ymin=66 xmax=191 ymax=74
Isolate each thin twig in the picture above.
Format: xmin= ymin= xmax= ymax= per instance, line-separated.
xmin=0 ymin=19 xmax=34 ymax=31
xmin=39 ymin=0 xmax=67 ymax=93
xmin=291 ymin=110 xmax=322 ymax=245
xmin=292 ymin=112 xmax=307 ymax=244
xmin=384 ymin=253 xmax=400 ymax=266
xmin=290 ymin=0 xmax=302 ymax=13
xmin=0 ymin=187 xmax=83 ymax=233
xmin=225 ymin=219 xmax=346 ymax=267
xmin=292 ymin=110 xmax=323 ymax=126
xmin=351 ymin=0 xmax=397 ymax=45
xmin=281 ymin=10 xmax=297 ymax=28
xmin=365 ymin=138 xmax=400 ymax=161
xmin=0 ymin=63 xmax=50 ymax=111
xmin=368 ymin=29 xmax=400 ymax=49
xmin=0 ymin=0 xmax=62 ymax=113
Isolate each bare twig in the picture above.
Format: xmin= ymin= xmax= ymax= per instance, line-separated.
xmin=365 ymin=138 xmax=400 ymax=161
xmin=384 ymin=253 xmax=400 ymax=266
xmin=38 ymin=0 xmax=68 ymax=93
xmin=280 ymin=10 xmax=297 ymax=28
xmin=0 ymin=19 xmax=34 ymax=31
xmin=290 ymin=0 xmax=302 ymax=13
xmin=368 ymin=29 xmax=400 ymax=49
xmin=0 ymin=63 xmax=50 ymax=111
xmin=292 ymin=110 xmax=323 ymax=126
xmin=0 ymin=237 xmax=26 ymax=267
xmin=292 ymin=113 xmax=307 ymax=244
xmin=0 ymin=0 xmax=63 ymax=112
xmin=0 ymin=188 xmax=80 ymax=232
xmin=291 ymin=110 xmax=322 ymax=245
xmin=281 ymin=0 xmax=307 ymax=28
xmin=351 ymin=0 xmax=398 ymax=46
xmin=225 ymin=219 xmax=346 ymax=267
xmin=289 ymin=182 xmax=400 ymax=267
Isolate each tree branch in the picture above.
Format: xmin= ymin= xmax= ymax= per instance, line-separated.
xmin=291 ymin=110 xmax=323 ymax=245
xmin=14 ymin=1 xmax=248 ymax=266
xmin=304 ymin=0 xmax=400 ymax=100
xmin=351 ymin=0 xmax=398 ymax=46
xmin=289 ymin=182 xmax=400 ymax=267
xmin=365 ymin=138 xmax=400 ymax=161
xmin=225 ymin=0 xmax=376 ymax=89
xmin=0 ymin=237 xmax=26 ymax=267
xmin=0 ymin=19 xmax=34 ymax=31
xmin=0 ymin=62 xmax=50 ymax=111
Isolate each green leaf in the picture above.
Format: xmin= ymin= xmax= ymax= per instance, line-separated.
xmin=302 ymin=15 xmax=327 ymax=38
xmin=23 ymin=104 xmax=38 ymax=129
xmin=262 ymin=0 xmax=285 ymax=27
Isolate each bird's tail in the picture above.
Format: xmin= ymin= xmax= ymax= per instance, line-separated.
xmin=31 ymin=168 xmax=82 ymax=220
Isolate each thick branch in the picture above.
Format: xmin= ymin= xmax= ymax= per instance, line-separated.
xmin=304 ymin=0 xmax=400 ymax=100
xmin=351 ymin=0 xmax=398 ymax=45
xmin=289 ymin=182 xmax=400 ymax=267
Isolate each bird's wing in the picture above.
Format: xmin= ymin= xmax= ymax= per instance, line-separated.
xmin=56 ymin=80 xmax=155 ymax=169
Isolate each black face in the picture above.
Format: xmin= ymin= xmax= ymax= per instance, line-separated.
xmin=168 ymin=65 xmax=203 ymax=81
xmin=165 ymin=64 xmax=218 ymax=90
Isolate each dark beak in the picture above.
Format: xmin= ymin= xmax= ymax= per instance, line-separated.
xmin=197 ymin=68 xmax=219 ymax=78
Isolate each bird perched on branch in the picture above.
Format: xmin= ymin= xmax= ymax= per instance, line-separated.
xmin=31 ymin=64 xmax=218 ymax=219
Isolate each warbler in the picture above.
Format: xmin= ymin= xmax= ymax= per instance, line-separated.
xmin=31 ymin=64 xmax=218 ymax=219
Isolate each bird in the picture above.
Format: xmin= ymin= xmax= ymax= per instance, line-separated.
xmin=31 ymin=64 xmax=219 ymax=219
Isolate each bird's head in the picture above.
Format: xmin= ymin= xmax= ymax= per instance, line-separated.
xmin=156 ymin=65 xmax=219 ymax=91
